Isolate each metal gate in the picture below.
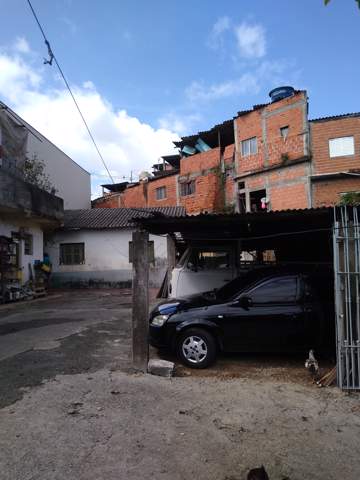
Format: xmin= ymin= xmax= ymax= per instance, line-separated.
xmin=333 ymin=206 xmax=360 ymax=390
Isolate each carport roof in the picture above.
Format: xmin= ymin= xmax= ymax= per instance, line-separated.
xmin=134 ymin=207 xmax=334 ymax=248
xmin=63 ymin=207 xmax=186 ymax=230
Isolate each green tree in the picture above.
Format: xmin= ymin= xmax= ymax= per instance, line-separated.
xmin=324 ymin=0 xmax=360 ymax=8
xmin=23 ymin=154 xmax=57 ymax=194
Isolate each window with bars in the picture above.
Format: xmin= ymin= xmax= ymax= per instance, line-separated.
xmin=241 ymin=137 xmax=257 ymax=156
xmin=156 ymin=186 xmax=167 ymax=200
xmin=180 ymin=180 xmax=196 ymax=196
xmin=60 ymin=243 xmax=85 ymax=265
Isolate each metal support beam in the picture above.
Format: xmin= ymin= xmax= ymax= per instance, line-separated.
xmin=132 ymin=229 xmax=149 ymax=372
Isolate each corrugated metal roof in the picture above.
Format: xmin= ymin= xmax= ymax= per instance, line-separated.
xmin=310 ymin=112 xmax=360 ymax=123
xmin=63 ymin=207 xmax=186 ymax=230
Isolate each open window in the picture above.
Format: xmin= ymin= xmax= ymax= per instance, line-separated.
xmin=249 ymin=189 xmax=268 ymax=212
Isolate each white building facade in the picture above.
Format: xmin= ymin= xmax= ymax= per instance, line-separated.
xmin=47 ymin=207 xmax=185 ymax=288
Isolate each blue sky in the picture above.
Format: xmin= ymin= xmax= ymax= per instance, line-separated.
xmin=0 ymin=0 xmax=359 ymax=196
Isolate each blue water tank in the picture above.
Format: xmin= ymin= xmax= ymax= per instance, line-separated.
xmin=269 ymin=86 xmax=295 ymax=103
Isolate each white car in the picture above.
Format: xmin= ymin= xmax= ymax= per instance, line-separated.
xmin=169 ymin=246 xmax=237 ymax=298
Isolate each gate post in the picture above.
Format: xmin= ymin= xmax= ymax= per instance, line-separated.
xmin=132 ymin=229 xmax=149 ymax=372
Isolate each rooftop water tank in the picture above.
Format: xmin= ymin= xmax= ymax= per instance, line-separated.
xmin=269 ymin=86 xmax=295 ymax=103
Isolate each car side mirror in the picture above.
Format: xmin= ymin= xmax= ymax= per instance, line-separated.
xmin=233 ymin=296 xmax=252 ymax=309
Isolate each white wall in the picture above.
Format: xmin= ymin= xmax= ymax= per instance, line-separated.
xmin=0 ymin=219 xmax=44 ymax=283
xmin=26 ymin=132 xmax=91 ymax=210
xmin=46 ymin=229 xmax=167 ymax=287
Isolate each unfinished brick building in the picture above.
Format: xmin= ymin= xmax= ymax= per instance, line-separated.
xmin=93 ymin=87 xmax=360 ymax=214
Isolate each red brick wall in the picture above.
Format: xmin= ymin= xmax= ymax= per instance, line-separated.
xmin=93 ymin=174 xmax=178 ymax=209
xmin=311 ymin=117 xmax=360 ymax=175
xmin=270 ymin=183 xmax=308 ymax=211
xmin=235 ymin=92 xmax=308 ymax=176
xmin=147 ymin=174 xmax=178 ymax=207
xmin=92 ymin=194 xmax=123 ymax=208
xmin=180 ymin=148 xmax=220 ymax=175
xmin=239 ymin=163 xmax=311 ymax=212
xmin=180 ymin=172 xmax=221 ymax=214
xmin=236 ymin=110 xmax=264 ymax=174
xmin=313 ymin=178 xmax=360 ymax=207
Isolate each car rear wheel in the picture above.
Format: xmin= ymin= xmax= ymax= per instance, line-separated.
xmin=177 ymin=328 xmax=217 ymax=369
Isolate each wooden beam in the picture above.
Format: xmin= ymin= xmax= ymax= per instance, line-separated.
xmin=132 ymin=230 xmax=149 ymax=372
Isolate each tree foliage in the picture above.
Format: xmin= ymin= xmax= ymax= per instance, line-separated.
xmin=324 ymin=0 xmax=360 ymax=8
xmin=340 ymin=191 xmax=360 ymax=206
xmin=23 ymin=154 xmax=57 ymax=194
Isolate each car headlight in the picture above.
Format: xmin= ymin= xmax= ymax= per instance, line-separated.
xmin=151 ymin=315 xmax=169 ymax=327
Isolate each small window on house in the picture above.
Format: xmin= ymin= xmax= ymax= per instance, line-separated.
xmin=24 ymin=234 xmax=33 ymax=256
xmin=241 ymin=137 xmax=257 ymax=157
xmin=329 ymin=136 xmax=355 ymax=158
xmin=280 ymin=126 xmax=289 ymax=140
xmin=60 ymin=243 xmax=85 ymax=265
xmin=180 ymin=180 xmax=196 ymax=196
xmin=156 ymin=186 xmax=167 ymax=200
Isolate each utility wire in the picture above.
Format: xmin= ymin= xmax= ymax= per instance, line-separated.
xmin=26 ymin=0 xmax=115 ymax=184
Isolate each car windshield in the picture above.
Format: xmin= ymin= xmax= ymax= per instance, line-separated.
xmin=215 ymin=269 xmax=270 ymax=301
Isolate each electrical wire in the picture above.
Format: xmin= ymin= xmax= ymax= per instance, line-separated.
xmin=26 ymin=0 xmax=115 ymax=184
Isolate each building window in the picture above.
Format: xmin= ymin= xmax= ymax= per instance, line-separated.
xmin=156 ymin=186 xmax=167 ymax=200
xmin=60 ymin=243 xmax=85 ymax=265
xmin=180 ymin=180 xmax=196 ymax=196
xmin=329 ymin=136 xmax=355 ymax=158
xmin=241 ymin=137 xmax=258 ymax=156
xmin=280 ymin=126 xmax=289 ymax=140
xmin=24 ymin=234 xmax=33 ymax=256
xmin=249 ymin=189 xmax=268 ymax=212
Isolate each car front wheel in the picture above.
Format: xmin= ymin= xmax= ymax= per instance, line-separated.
xmin=177 ymin=328 xmax=217 ymax=369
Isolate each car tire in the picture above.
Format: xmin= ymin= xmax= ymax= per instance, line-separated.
xmin=177 ymin=328 xmax=217 ymax=369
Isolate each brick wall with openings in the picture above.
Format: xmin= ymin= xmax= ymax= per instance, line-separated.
xmin=147 ymin=174 xmax=178 ymax=207
xmin=236 ymin=162 xmax=311 ymax=212
xmin=235 ymin=91 xmax=308 ymax=176
xmin=179 ymin=172 xmax=221 ymax=214
xmin=310 ymin=116 xmax=360 ymax=175
xmin=313 ymin=177 xmax=360 ymax=207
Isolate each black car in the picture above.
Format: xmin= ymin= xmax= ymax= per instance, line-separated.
xmin=149 ymin=266 xmax=335 ymax=368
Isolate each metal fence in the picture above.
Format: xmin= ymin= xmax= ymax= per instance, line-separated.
xmin=333 ymin=206 xmax=360 ymax=390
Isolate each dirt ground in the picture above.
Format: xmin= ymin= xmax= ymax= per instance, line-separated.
xmin=0 ymin=290 xmax=359 ymax=480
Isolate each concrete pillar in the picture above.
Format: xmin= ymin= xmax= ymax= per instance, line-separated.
xmin=167 ymin=234 xmax=176 ymax=293
xmin=132 ymin=229 xmax=149 ymax=372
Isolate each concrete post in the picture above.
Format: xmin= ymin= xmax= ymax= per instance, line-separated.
xmin=167 ymin=235 xmax=176 ymax=292
xmin=132 ymin=229 xmax=149 ymax=372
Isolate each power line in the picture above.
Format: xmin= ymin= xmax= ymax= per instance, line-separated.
xmin=26 ymin=0 xmax=115 ymax=184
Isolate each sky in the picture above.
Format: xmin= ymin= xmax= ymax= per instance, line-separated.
xmin=0 ymin=0 xmax=359 ymax=198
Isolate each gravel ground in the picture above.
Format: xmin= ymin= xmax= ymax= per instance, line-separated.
xmin=0 ymin=290 xmax=359 ymax=480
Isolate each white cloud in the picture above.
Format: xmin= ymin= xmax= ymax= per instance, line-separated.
xmin=185 ymin=59 xmax=297 ymax=103
xmin=185 ymin=73 xmax=260 ymax=102
xmin=0 ymin=45 xmax=179 ymax=196
xmin=207 ymin=16 xmax=231 ymax=50
xmin=234 ymin=22 xmax=266 ymax=59
xmin=13 ymin=37 xmax=31 ymax=54
xmin=158 ymin=112 xmax=202 ymax=136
